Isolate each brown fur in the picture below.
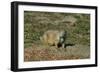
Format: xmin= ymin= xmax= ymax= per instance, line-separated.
xmin=40 ymin=30 xmax=66 ymax=48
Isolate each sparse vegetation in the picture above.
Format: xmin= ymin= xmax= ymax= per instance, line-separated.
xmin=24 ymin=11 xmax=90 ymax=61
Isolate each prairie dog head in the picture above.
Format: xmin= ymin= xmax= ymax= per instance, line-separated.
xmin=58 ymin=30 xmax=66 ymax=43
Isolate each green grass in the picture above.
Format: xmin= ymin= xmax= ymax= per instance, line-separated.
xmin=24 ymin=11 xmax=90 ymax=61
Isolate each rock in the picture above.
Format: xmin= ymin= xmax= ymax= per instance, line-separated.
xmin=62 ymin=16 xmax=77 ymax=26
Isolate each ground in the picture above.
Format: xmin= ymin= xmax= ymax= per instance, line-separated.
xmin=24 ymin=44 xmax=90 ymax=61
xmin=24 ymin=11 xmax=90 ymax=61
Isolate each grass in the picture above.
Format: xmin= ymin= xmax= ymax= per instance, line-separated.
xmin=24 ymin=11 xmax=90 ymax=61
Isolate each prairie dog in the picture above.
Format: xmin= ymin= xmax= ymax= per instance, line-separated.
xmin=40 ymin=30 xmax=66 ymax=48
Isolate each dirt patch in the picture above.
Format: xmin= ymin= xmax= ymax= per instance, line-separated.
xmin=24 ymin=44 xmax=90 ymax=61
